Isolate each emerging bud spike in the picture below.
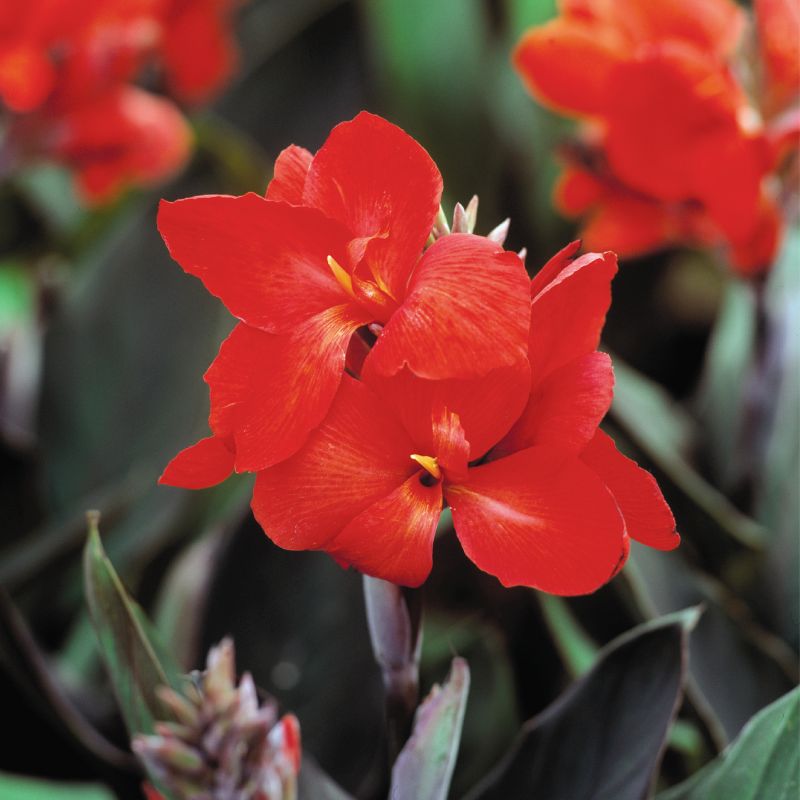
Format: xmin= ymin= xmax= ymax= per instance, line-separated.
xmin=487 ymin=218 xmax=511 ymax=246
xmin=133 ymin=638 xmax=301 ymax=800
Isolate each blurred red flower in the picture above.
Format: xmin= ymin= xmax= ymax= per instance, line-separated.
xmin=513 ymin=0 xmax=799 ymax=276
xmin=249 ymin=242 xmax=678 ymax=592
xmin=0 ymin=0 xmax=245 ymax=203
xmin=159 ymin=112 xmax=531 ymax=484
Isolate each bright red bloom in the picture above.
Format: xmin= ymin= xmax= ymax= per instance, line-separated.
xmin=249 ymin=244 xmax=678 ymax=593
xmin=513 ymin=0 xmax=794 ymax=276
xmin=159 ymin=112 xmax=531 ymax=487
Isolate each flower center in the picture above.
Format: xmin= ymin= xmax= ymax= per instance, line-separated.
xmin=410 ymin=453 xmax=441 ymax=482
xmin=327 ymin=254 xmax=397 ymax=324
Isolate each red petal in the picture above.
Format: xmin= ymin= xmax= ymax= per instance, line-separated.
xmin=159 ymin=435 xmax=234 ymax=489
xmin=529 ymin=239 xmax=583 ymax=299
xmin=363 ymin=361 xmax=531 ymax=462
xmin=614 ymin=0 xmax=744 ymax=58
xmin=756 ymin=0 xmax=800 ymax=114
xmin=265 ymin=145 xmax=313 ymax=204
xmin=367 ymin=234 xmax=531 ymax=379
xmin=326 ymin=474 xmax=443 ymax=587
xmin=604 ymin=47 xmax=747 ymax=204
xmin=448 ymin=446 xmax=626 ymax=594
xmin=162 ymin=0 xmax=238 ymax=104
xmin=0 ymin=45 xmax=55 ymax=112
xmin=251 ymin=376 xmax=417 ymax=551
xmin=581 ymin=429 xmax=679 ymax=550
xmin=529 ymin=250 xmax=617 ymax=379
xmin=513 ymin=19 xmax=625 ymax=117
xmin=432 ymin=408 xmax=470 ymax=482
xmin=494 ymin=352 xmax=614 ymax=457
xmin=206 ymin=308 xmax=369 ymax=471
xmin=579 ymin=192 xmax=677 ymax=257
xmin=52 ymin=87 xmax=191 ymax=205
xmin=158 ymin=194 xmax=354 ymax=332
xmin=303 ymin=112 xmax=442 ymax=299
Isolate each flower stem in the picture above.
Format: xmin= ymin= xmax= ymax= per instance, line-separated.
xmin=362 ymin=576 xmax=422 ymax=765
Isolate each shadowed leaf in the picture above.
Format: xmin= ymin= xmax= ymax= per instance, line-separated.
xmin=465 ymin=610 xmax=697 ymax=800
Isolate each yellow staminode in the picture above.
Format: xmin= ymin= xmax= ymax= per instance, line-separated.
xmin=410 ymin=454 xmax=441 ymax=480
xmin=327 ymin=255 xmax=355 ymax=297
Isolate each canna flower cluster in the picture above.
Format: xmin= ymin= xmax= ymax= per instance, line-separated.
xmin=514 ymin=0 xmax=800 ymax=277
xmin=159 ymin=112 xmax=679 ymax=595
xmin=0 ymin=0 xmax=243 ymax=204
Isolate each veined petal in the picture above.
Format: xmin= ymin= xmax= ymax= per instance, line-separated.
xmin=303 ymin=112 xmax=442 ymax=300
xmin=432 ymin=407 xmax=470 ymax=483
xmin=158 ymin=194 xmax=353 ymax=333
xmin=447 ymin=446 xmax=626 ymax=594
xmin=529 ymin=250 xmax=617 ymax=380
xmin=529 ymin=239 xmax=582 ymax=298
xmin=363 ymin=361 xmax=531 ymax=462
xmin=325 ymin=475 xmax=443 ymax=587
xmin=581 ymin=429 xmax=679 ymax=550
xmin=206 ymin=306 xmax=369 ymax=472
xmin=494 ymin=352 xmax=614 ymax=457
xmin=367 ymin=234 xmax=530 ymax=379
xmin=251 ymin=376 xmax=417 ymax=552
xmin=265 ymin=145 xmax=313 ymax=204
xmin=159 ymin=435 xmax=234 ymax=489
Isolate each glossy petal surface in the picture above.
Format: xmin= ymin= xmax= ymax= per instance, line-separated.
xmin=206 ymin=308 xmax=368 ymax=471
xmin=303 ymin=111 xmax=442 ymax=299
xmin=265 ymin=145 xmax=313 ymax=204
xmin=159 ymin=435 xmax=234 ymax=489
xmin=251 ymin=377 xmax=416 ymax=551
xmin=529 ymin=251 xmax=617 ymax=379
xmin=368 ymin=234 xmax=530 ymax=379
xmin=158 ymin=194 xmax=353 ymax=332
xmin=495 ymin=352 xmax=614 ymax=457
xmin=581 ymin=430 xmax=680 ymax=550
xmin=326 ymin=474 xmax=443 ymax=587
xmin=448 ymin=446 xmax=626 ymax=594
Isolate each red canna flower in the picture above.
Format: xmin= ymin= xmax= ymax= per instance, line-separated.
xmin=513 ymin=0 xmax=796 ymax=276
xmin=248 ymin=243 xmax=678 ymax=593
xmin=159 ymin=112 xmax=531 ymax=487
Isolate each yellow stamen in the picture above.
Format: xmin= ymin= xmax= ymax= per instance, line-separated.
xmin=327 ymin=255 xmax=355 ymax=298
xmin=410 ymin=454 xmax=441 ymax=480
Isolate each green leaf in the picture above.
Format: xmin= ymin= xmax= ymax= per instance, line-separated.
xmin=390 ymin=658 xmax=471 ymax=800
xmin=658 ymin=687 xmax=799 ymax=800
xmin=83 ymin=514 xmax=185 ymax=736
xmin=0 ymin=772 xmax=115 ymax=800
xmin=611 ymin=357 xmax=766 ymax=548
xmin=537 ymin=594 xmax=598 ymax=678
xmin=465 ymin=610 xmax=698 ymax=800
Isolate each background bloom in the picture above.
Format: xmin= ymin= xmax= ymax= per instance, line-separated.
xmin=513 ymin=0 xmax=798 ymax=275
